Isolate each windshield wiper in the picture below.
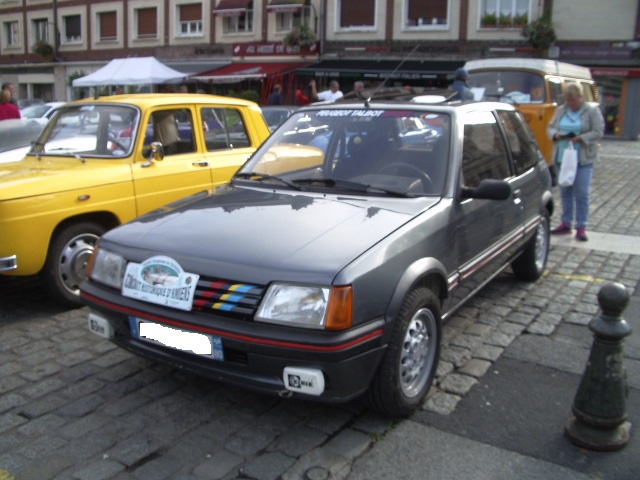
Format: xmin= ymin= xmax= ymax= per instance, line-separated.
xmin=234 ymin=172 xmax=302 ymax=190
xmin=294 ymin=178 xmax=411 ymax=197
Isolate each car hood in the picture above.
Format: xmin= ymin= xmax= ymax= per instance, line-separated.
xmin=0 ymin=156 xmax=132 ymax=201
xmin=103 ymin=185 xmax=441 ymax=285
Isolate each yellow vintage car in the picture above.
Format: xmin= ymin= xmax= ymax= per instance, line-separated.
xmin=0 ymin=94 xmax=270 ymax=306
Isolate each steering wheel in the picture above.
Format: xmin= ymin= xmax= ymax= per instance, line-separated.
xmin=107 ymin=135 xmax=128 ymax=152
xmin=378 ymin=162 xmax=433 ymax=191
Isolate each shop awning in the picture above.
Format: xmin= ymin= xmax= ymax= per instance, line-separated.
xmin=267 ymin=0 xmax=305 ymax=12
xmin=164 ymin=60 xmax=231 ymax=76
xmin=191 ymin=61 xmax=311 ymax=83
xmin=295 ymin=59 xmax=464 ymax=81
xmin=213 ymin=0 xmax=252 ymax=17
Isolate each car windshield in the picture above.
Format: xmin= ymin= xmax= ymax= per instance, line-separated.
xmin=237 ymin=108 xmax=451 ymax=197
xmin=468 ymin=71 xmax=546 ymax=104
xmin=33 ymin=104 xmax=140 ymax=158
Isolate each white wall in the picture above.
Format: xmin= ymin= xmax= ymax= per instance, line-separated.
xmin=553 ymin=0 xmax=637 ymax=41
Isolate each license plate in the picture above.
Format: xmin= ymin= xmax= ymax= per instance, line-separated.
xmin=130 ymin=317 xmax=224 ymax=361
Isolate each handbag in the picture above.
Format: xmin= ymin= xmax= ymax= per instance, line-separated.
xmin=558 ymin=143 xmax=578 ymax=187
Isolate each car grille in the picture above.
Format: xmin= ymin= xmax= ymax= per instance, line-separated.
xmin=192 ymin=277 xmax=265 ymax=319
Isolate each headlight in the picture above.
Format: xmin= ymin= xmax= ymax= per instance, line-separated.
xmin=89 ymin=247 xmax=127 ymax=289
xmin=256 ymin=283 xmax=353 ymax=330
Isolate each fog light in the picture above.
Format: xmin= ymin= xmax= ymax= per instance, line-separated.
xmin=283 ymin=367 xmax=325 ymax=396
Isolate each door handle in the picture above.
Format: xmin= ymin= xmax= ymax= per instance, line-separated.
xmin=192 ymin=161 xmax=209 ymax=167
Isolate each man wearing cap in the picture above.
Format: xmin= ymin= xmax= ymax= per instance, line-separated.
xmin=450 ymin=68 xmax=474 ymax=101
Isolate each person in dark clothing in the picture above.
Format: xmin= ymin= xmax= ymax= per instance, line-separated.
xmin=268 ymin=84 xmax=284 ymax=105
xmin=450 ymin=68 xmax=474 ymax=101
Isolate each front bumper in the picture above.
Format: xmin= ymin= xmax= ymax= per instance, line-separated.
xmin=81 ymin=285 xmax=387 ymax=403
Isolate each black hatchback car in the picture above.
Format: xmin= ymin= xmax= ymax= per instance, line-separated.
xmin=81 ymin=95 xmax=553 ymax=417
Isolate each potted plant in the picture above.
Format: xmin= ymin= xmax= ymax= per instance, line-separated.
xmin=499 ymin=15 xmax=512 ymax=28
xmin=481 ymin=13 xmax=497 ymax=28
xmin=283 ymin=24 xmax=316 ymax=48
xmin=521 ymin=17 xmax=556 ymax=51
xmin=32 ymin=40 xmax=54 ymax=59
xmin=513 ymin=14 xmax=528 ymax=27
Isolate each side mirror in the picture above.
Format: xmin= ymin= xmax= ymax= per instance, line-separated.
xmin=149 ymin=141 xmax=165 ymax=161
xmin=461 ymin=179 xmax=511 ymax=200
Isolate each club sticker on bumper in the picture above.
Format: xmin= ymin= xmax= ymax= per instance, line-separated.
xmin=122 ymin=256 xmax=199 ymax=311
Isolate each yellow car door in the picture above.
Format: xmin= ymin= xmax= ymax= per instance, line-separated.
xmin=131 ymin=106 xmax=212 ymax=216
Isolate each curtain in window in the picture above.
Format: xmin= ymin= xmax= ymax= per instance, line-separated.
xmin=340 ymin=0 xmax=374 ymax=27
xmin=99 ymin=12 xmax=117 ymax=40
xmin=137 ymin=8 xmax=157 ymax=36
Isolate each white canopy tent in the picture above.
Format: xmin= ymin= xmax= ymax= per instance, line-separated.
xmin=72 ymin=56 xmax=187 ymax=87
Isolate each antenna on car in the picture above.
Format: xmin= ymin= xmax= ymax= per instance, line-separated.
xmin=365 ymin=43 xmax=422 ymax=107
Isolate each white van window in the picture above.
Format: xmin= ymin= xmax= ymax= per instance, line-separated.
xmin=467 ymin=71 xmax=546 ymax=104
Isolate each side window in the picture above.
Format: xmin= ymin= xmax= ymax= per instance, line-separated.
xmin=580 ymin=81 xmax=595 ymax=102
xmin=462 ymin=111 xmax=511 ymax=188
xmin=497 ymin=110 xmax=540 ymax=175
xmin=201 ymin=107 xmax=251 ymax=151
xmin=549 ymin=77 xmax=564 ymax=104
xmin=148 ymin=108 xmax=195 ymax=156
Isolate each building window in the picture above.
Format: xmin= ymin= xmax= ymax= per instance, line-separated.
xmin=223 ymin=9 xmax=253 ymax=33
xmin=98 ymin=11 xmax=117 ymax=41
xmin=178 ymin=3 xmax=203 ymax=37
xmin=63 ymin=14 xmax=81 ymax=43
xmin=33 ymin=18 xmax=50 ymax=43
xmin=136 ymin=7 xmax=158 ymax=39
xmin=405 ymin=0 xmax=448 ymax=27
xmin=339 ymin=0 xmax=374 ymax=29
xmin=275 ymin=6 xmax=311 ymax=33
xmin=3 ymin=21 xmax=19 ymax=47
xmin=480 ymin=0 xmax=529 ymax=28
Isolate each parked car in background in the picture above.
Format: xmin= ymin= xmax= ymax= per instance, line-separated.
xmin=81 ymin=95 xmax=553 ymax=417
xmin=0 ymin=93 xmax=270 ymax=306
xmin=0 ymin=119 xmax=46 ymax=164
xmin=17 ymin=98 xmax=44 ymax=109
xmin=261 ymin=105 xmax=298 ymax=131
xmin=20 ymin=101 xmax=66 ymax=124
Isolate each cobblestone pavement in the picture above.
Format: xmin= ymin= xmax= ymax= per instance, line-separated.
xmin=1 ymin=140 xmax=638 ymax=480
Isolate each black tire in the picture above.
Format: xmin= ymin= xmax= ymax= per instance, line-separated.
xmin=512 ymin=214 xmax=550 ymax=281
xmin=365 ymin=287 xmax=441 ymax=417
xmin=41 ymin=221 xmax=106 ymax=308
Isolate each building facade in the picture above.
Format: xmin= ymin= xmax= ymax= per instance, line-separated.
xmin=1 ymin=0 xmax=639 ymax=138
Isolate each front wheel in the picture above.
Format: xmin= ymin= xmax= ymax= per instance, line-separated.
xmin=512 ymin=214 xmax=550 ymax=281
xmin=41 ymin=221 xmax=106 ymax=308
xmin=365 ymin=288 xmax=441 ymax=417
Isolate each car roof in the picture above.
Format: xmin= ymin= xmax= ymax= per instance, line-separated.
xmin=65 ymin=93 xmax=260 ymax=109
xmin=298 ymin=95 xmax=517 ymax=115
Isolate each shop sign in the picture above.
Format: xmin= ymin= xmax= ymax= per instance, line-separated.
xmin=233 ymin=42 xmax=318 ymax=56
xmin=591 ymin=67 xmax=640 ymax=78
xmin=559 ymin=45 xmax=634 ymax=60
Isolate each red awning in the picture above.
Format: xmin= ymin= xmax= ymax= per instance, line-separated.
xmin=213 ymin=0 xmax=252 ymax=16
xmin=267 ymin=0 xmax=305 ymax=12
xmin=191 ymin=62 xmax=310 ymax=83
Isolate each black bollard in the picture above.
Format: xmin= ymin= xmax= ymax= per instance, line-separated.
xmin=565 ymin=282 xmax=632 ymax=451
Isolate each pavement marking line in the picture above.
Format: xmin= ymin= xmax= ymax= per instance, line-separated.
xmin=600 ymin=155 xmax=640 ymax=159
xmin=545 ymin=272 xmax=609 ymax=283
xmin=550 ymin=231 xmax=640 ymax=256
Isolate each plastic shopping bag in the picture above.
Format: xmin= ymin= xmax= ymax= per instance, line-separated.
xmin=558 ymin=143 xmax=578 ymax=187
